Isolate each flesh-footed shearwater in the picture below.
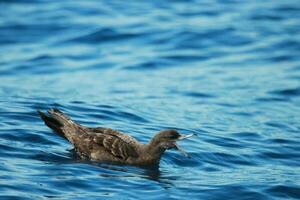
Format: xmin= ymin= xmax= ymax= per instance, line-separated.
xmin=38 ymin=109 xmax=193 ymax=166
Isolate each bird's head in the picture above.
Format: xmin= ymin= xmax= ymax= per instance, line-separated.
xmin=148 ymin=130 xmax=193 ymax=157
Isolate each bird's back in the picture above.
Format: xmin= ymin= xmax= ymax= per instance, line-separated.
xmin=39 ymin=109 xmax=142 ymax=163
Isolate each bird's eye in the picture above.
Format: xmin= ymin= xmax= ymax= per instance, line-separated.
xmin=164 ymin=134 xmax=177 ymax=140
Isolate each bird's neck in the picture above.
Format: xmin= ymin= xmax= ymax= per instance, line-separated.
xmin=143 ymin=140 xmax=166 ymax=162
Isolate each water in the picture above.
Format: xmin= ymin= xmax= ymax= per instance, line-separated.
xmin=1 ymin=0 xmax=300 ymax=199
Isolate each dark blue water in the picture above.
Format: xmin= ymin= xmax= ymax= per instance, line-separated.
xmin=1 ymin=0 xmax=300 ymax=199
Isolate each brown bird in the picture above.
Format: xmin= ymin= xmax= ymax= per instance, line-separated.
xmin=38 ymin=109 xmax=193 ymax=166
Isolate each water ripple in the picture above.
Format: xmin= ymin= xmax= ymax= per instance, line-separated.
xmin=67 ymin=28 xmax=143 ymax=44
xmin=0 ymin=0 xmax=300 ymax=199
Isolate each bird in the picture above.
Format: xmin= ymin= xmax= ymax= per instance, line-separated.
xmin=38 ymin=109 xmax=193 ymax=166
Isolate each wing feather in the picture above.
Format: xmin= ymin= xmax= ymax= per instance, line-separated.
xmin=86 ymin=127 xmax=139 ymax=160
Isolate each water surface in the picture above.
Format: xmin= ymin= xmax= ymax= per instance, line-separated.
xmin=0 ymin=0 xmax=300 ymax=199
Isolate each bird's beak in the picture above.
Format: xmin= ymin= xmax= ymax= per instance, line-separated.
xmin=177 ymin=133 xmax=194 ymax=140
xmin=173 ymin=133 xmax=194 ymax=157
xmin=173 ymin=143 xmax=189 ymax=157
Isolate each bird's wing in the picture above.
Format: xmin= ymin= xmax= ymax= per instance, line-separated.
xmin=83 ymin=127 xmax=139 ymax=160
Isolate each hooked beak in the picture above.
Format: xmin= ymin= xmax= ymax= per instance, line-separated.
xmin=177 ymin=133 xmax=194 ymax=140
xmin=173 ymin=133 xmax=194 ymax=157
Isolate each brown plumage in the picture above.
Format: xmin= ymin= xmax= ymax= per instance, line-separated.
xmin=38 ymin=109 xmax=193 ymax=166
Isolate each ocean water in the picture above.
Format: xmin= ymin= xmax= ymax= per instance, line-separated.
xmin=0 ymin=0 xmax=300 ymax=199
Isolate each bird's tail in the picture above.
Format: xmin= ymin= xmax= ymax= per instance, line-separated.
xmin=38 ymin=109 xmax=78 ymax=140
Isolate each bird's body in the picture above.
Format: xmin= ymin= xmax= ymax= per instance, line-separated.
xmin=38 ymin=109 xmax=192 ymax=166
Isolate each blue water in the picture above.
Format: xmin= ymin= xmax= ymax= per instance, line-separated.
xmin=1 ymin=0 xmax=300 ymax=199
